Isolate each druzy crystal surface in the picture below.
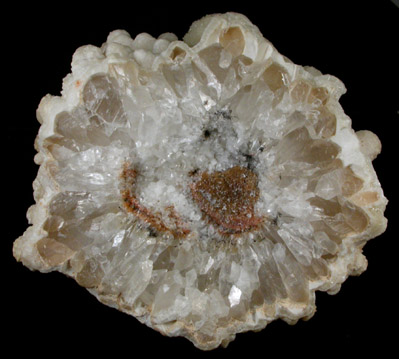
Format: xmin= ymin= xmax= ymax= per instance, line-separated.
xmin=13 ymin=13 xmax=387 ymax=350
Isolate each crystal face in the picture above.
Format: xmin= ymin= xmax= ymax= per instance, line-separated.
xmin=13 ymin=13 xmax=387 ymax=350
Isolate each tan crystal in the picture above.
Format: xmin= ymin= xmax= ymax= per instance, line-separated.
xmin=219 ymin=26 xmax=245 ymax=56
xmin=36 ymin=237 xmax=75 ymax=266
xmin=262 ymin=63 xmax=287 ymax=92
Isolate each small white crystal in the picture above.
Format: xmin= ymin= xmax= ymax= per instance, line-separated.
xmin=228 ymin=285 xmax=242 ymax=307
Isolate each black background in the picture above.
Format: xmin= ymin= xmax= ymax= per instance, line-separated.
xmin=4 ymin=1 xmax=398 ymax=357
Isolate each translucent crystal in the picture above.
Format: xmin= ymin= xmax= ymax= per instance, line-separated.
xmin=13 ymin=12 xmax=387 ymax=350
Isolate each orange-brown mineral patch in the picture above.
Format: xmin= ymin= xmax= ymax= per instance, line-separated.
xmin=190 ymin=166 xmax=263 ymax=235
xmin=120 ymin=164 xmax=190 ymax=238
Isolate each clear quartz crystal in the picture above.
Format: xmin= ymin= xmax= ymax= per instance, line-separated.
xmin=13 ymin=12 xmax=387 ymax=350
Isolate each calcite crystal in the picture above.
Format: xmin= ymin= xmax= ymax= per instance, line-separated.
xmin=13 ymin=13 xmax=387 ymax=349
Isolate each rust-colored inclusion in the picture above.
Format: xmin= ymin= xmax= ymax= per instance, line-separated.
xmin=190 ymin=166 xmax=263 ymax=235
xmin=120 ymin=164 xmax=190 ymax=238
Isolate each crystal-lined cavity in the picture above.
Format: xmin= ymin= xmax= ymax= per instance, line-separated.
xmin=13 ymin=12 xmax=387 ymax=350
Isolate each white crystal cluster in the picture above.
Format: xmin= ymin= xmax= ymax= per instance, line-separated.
xmin=13 ymin=13 xmax=387 ymax=350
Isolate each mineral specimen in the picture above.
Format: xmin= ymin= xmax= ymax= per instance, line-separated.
xmin=13 ymin=12 xmax=387 ymax=350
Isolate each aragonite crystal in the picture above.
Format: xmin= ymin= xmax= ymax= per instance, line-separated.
xmin=13 ymin=12 xmax=387 ymax=350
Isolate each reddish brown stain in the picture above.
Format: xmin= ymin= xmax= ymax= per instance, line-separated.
xmin=120 ymin=163 xmax=190 ymax=239
xmin=190 ymin=166 xmax=263 ymax=235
